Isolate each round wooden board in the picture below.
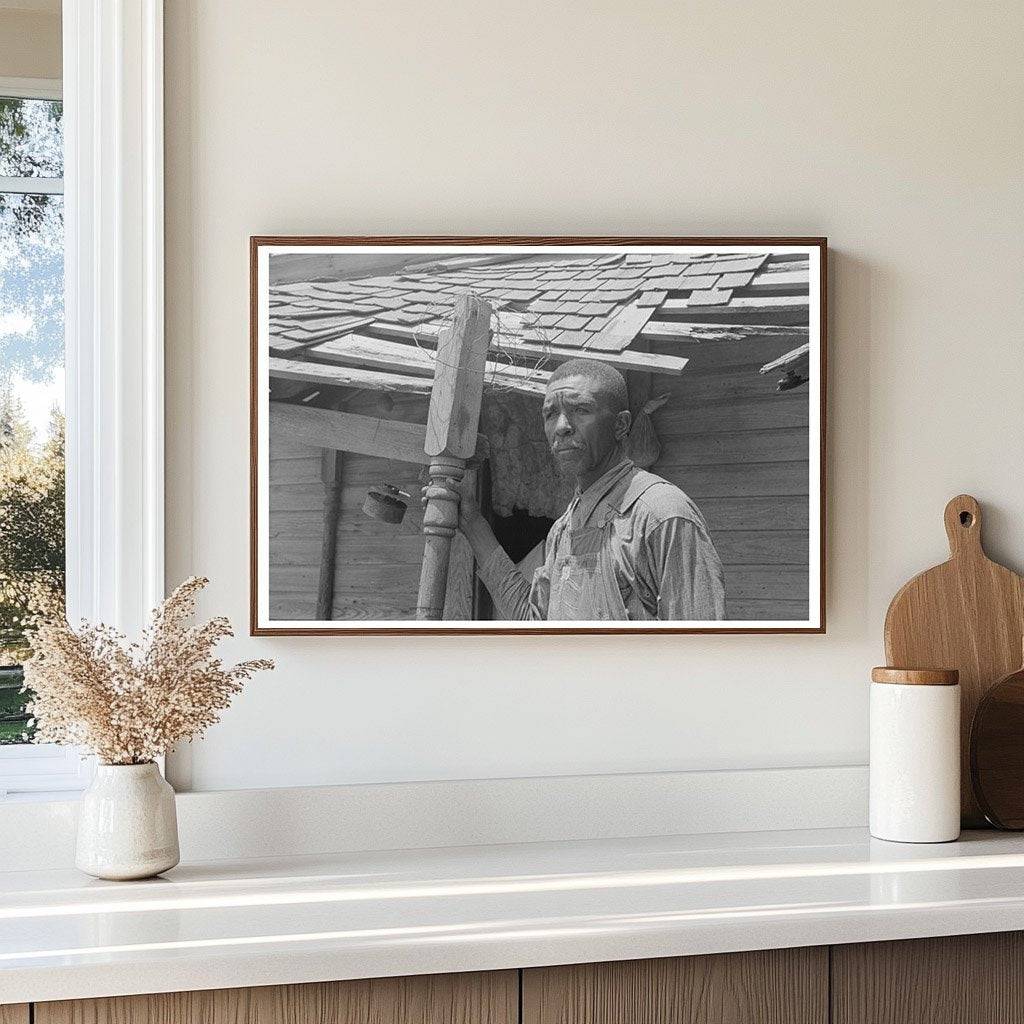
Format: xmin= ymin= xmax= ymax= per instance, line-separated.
xmin=970 ymin=664 xmax=1024 ymax=829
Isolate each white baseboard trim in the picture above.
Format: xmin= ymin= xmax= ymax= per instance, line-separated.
xmin=0 ymin=765 xmax=867 ymax=872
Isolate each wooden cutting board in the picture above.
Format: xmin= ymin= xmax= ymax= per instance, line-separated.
xmin=884 ymin=494 xmax=1024 ymax=826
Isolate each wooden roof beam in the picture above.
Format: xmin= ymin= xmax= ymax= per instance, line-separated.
xmin=365 ymin=321 xmax=689 ymax=376
xmin=759 ymin=342 xmax=811 ymax=392
xmin=268 ymin=356 xmax=431 ymax=394
xmin=503 ymin=340 xmax=687 ymax=377
xmin=759 ymin=342 xmax=810 ymax=375
xmin=269 ymin=401 xmax=488 ymax=464
xmin=642 ymin=321 xmax=809 ymax=343
xmin=309 ymin=333 xmax=548 ymax=397
xmin=656 ymin=295 xmax=809 ymax=326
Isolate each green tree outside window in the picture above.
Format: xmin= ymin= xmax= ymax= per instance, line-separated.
xmin=0 ymin=94 xmax=65 ymax=744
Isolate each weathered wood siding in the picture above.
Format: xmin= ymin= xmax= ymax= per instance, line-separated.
xmin=268 ymin=392 xmax=429 ymax=621
xmin=648 ymin=331 xmax=812 ymax=621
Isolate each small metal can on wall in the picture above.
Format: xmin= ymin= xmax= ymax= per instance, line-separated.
xmin=870 ymin=667 xmax=961 ymax=843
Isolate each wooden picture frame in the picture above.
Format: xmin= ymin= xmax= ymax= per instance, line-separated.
xmin=250 ymin=237 xmax=827 ymax=635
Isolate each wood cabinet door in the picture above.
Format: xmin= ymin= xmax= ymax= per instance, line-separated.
xmin=832 ymin=932 xmax=1024 ymax=1024
xmin=35 ymin=971 xmax=517 ymax=1024
xmin=522 ymin=948 xmax=828 ymax=1024
xmin=0 ymin=1006 xmax=29 ymax=1024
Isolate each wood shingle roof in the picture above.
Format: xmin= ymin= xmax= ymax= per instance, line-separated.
xmin=268 ymin=250 xmax=810 ymax=398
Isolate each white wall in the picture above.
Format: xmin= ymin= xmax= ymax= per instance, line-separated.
xmin=164 ymin=0 xmax=1024 ymax=792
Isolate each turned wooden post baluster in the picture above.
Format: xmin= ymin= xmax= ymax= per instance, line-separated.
xmin=417 ymin=458 xmax=466 ymax=620
xmin=415 ymin=293 xmax=491 ymax=620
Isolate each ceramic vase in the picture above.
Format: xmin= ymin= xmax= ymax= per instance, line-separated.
xmin=76 ymin=762 xmax=180 ymax=880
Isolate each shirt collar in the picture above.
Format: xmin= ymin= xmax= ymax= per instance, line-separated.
xmin=572 ymin=457 xmax=635 ymax=528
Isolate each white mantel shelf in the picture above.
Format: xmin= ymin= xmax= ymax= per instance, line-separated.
xmin=4 ymin=827 xmax=1024 ymax=1004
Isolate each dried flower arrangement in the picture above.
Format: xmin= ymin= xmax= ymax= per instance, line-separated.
xmin=22 ymin=576 xmax=273 ymax=765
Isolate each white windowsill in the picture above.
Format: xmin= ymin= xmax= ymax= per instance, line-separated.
xmin=0 ymin=744 xmax=94 ymax=799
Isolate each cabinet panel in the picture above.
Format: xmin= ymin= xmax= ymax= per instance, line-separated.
xmin=35 ymin=970 xmax=517 ymax=1024
xmin=522 ymin=948 xmax=828 ymax=1024
xmin=0 ymin=1006 xmax=29 ymax=1024
xmin=832 ymin=932 xmax=1024 ymax=1024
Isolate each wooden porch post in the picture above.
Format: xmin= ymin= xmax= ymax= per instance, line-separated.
xmin=315 ymin=449 xmax=343 ymax=620
xmin=416 ymin=293 xmax=492 ymax=620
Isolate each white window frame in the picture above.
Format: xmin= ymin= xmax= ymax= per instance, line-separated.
xmin=0 ymin=77 xmax=61 ymax=101
xmin=0 ymin=77 xmax=64 ymax=193
xmin=0 ymin=0 xmax=165 ymax=799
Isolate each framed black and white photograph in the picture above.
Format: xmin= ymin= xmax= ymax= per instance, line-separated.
xmin=251 ymin=237 xmax=826 ymax=635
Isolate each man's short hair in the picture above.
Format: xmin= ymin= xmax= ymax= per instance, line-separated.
xmin=547 ymin=358 xmax=629 ymax=414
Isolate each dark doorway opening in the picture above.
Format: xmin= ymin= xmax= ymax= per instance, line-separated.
xmin=474 ymin=504 xmax=555 ymax=621
xmin=491 ymin=508 xmax=555 ymax=565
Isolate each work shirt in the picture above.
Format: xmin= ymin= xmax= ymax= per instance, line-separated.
xmin=477 ymin=458 xmax=726 ymax=621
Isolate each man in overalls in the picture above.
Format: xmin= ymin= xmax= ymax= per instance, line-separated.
xmin=458 ymin=358 xmax=726 ymax=621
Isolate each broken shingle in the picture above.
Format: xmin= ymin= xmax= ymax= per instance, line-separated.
xmin=716 ymin=271 xmax=755 ymax=289
xmin=685 ymin=288 xmax=734 ymax=306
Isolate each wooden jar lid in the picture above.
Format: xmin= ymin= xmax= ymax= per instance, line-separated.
xmin=871 ymin=667 xmax=959 ymax=686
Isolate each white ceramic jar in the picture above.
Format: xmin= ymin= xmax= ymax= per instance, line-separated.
xmin=76 ymin=762 xmax=180 ymax=880
xmin=869 ymin=667 xmax=961 ymax=843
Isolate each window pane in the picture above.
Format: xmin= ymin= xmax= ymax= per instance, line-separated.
xmin=0 ymin=193 xmax=63 ymax=374
xmin=0 ymin=97 xmax=63 ymax=179
xmin=0 ymin=665 xmax=29 ymax=743
xmin=0 ymin=189 xmax=65 ymax=744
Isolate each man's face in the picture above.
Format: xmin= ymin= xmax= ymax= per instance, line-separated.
xmin=542 ymin=374 xmax=628 ymax=479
